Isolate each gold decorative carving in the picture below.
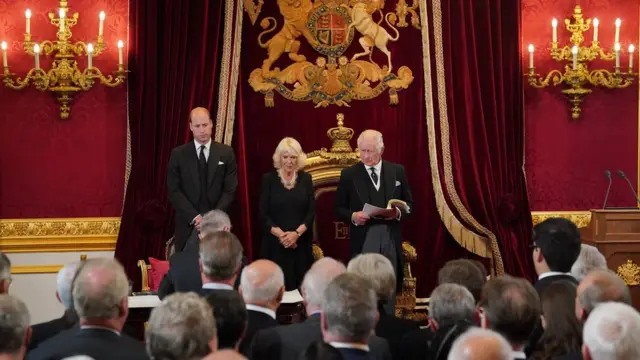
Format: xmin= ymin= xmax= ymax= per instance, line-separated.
xmin=616 ymin=260 xmax=640 ymax=286
xmin=12 ymin=265 xmax=64 ymax=274
xmin=394 ymin=0 xmax=420 ymax=29
xmin=530 ymin=211 xmax=592 ymax=228
xmin=243 ymin=0 xmax=264 ymax=25
xmin=248 ymin=0 xmax=414 ymax=107
xmin=0 ymin=218 xmax=119 ymax=253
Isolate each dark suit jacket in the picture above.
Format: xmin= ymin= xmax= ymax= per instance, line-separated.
xmin=249 ymin=314 xmax=392 ymax=360
xmin=534 ymin=274 xmax=578 ymax=294
xmin=375 ymin=306 xmax=420 ymax=359
xmin=240 ymin=309 xmax=278 ymax=356
xmin=334 ymin=161 xmax=413 ymax=291
xmin=28 ymin=310 xmax=78 ymax=351
xmin=27 ymin=327 xmax=149 ymax=360
xmin=167 ymin=140 xmax=237 ymax=251
xmin=554 ymin=352 xmax=583 ymax=360
xmin=336 ymin=348 xmax=374 ymax=360
xmin=400 ymin=328 xmax=434 ymax=360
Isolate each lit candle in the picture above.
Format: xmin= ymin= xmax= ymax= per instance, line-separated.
xmin=593 ymin=18 xmax=599 ymax=42
xmin=59 ymin=8 xmax=65 ymax=32
xmin=34 ymin=43 xmax=40 ymax=70
xmin=528 ymin=44 xmax=534 ymax=68
xmin=615 ymin=43 xmax=621 ymax=68
xmin=117 ymin=40 xmax=124 ymax=65
xmin=25 ymin=9 xmax=32 ymax=35
xmin=572 ymin=45 xmax=578 ymax=70
xmin=629 ymin=44 xmax=635 ymax=70
xmin=552 ymin=18 xmax=558 ymax=44
xmin=87 ymin=43 xmax=93 ymax=69
xmin=614 ymin=18 xmax=621 ymax=44
xmin=1 ymin=41 xmax=7 ymax=68
xmin=99 ymin=11 xmax=105 ymax=37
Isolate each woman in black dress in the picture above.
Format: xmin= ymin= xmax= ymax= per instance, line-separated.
xmin=259 ymin=137 xmax=316 ymax=290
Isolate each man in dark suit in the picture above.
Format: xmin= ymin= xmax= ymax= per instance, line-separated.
xmin=167 ymin=107 xmax=237 ymax=253
xmin=249 ymin=258 xmax=392 ymax=360
xmin=0 ymin=295 xmax=32 ymax=360
xmin=532 ymin=218 xmax=581 ymax=294
xmin=27 ymin=258 xmax=149 ymax=360
xmin=205 ymin=290 xmax=248 ymax=350
xmin=198 ymin=231 xmax=244 ymax=297
xmin=238 ymin=260 xmax=284 ymax=356
xmin=335 ymin=130 xmax=413 ymax=312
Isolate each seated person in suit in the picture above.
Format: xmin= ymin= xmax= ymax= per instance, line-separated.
xmin=199 ymin=231 xmax=244 ymax=297
xmin=532 ymin=218 xmax=581 ymax=294
xmin=238 ymin=259 xmax=284 ymax=355
xmin=346 ymin=254 xmax=419 ymax=358
xmin=300 ymin=341 xmax=346 ymax=360
xmin=570 ymin=244 xmax=607 ymax=282
xmin=582 ymin=303 xmax=640 ymax=360
xmin=0 ymin=294 xmax=31 ymax=360
xmin=249 ymin=258 xmax=392 ymax=360
xmin=205 ymin=290 xmax=247 ymax=352
xmin=146 ymin=292 xmax=218 ymax=359
xmin=437 ymin=259 xmax=487 ymax=303
xmin=27 ymin=258 xmax=149 ymax=360
xmin=0 ymin=252 xmax=11 ymax=294
xmin=478 ymin=276 xmax=540 ymax=360
xmin=29 ymin=262 xmax=80 ymax=350
xmin=320 ymin=273 xmax=380 ymax=360
xmin=159 ymin=209 xmax=233 ymax=299
xmin=448 ymin=328 xmax=512 ymax=360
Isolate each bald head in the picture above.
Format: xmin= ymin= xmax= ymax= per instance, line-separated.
xmin=448 ymin=328 xmax=512 ymax=360
xmin=301 ymin=258 xmax=346 ymax=309
xmin=189 ymin=107 xmax=213 ymax=144
xmin=576 ymin=269 xmax=631 ymax=321
xmin=240 ymin=260 xmax=285 ymax=307
xmin=190 ymin=107 xmax=210 ymax=121
xmin=72 ymin=258 xmax=129 ymax=321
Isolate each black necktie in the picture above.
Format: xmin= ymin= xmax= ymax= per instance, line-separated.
xmin=197 ymin=145 xmax=210 ymax=212
xmin=369 ymin=167 xmax=378 ymax=185
xmin=199 ymin=145 xmax=207 ymax=168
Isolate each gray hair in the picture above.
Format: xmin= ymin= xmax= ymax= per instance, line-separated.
xmin=357 ymin=130 xmax=384 ymax=153
xmin=448 ymin=327 xmax=512 ymax=360
xmin=301 ymin=257 xmax=346 ymax=308
xmin=430 ymin=283 xmax=476 ymax=328
xmin=199 ymin=232 xmax=243 ymax=281
xmin=571 ymin=244 xmax=607 ymax=281
xmin=0 ymin=294 xmax=30 ymax=355
xmin=322 ymin=273 xmax=377 ymax=343
xmin=0 ymin=252 xmax=11 ymax=281
xmin=240 ymin=262 xmax=285 ymax=304
xmin=578 ymin=269 xmax=631 ymax=314
xmin=200 ymin=210 xmax=232 ymax=237
xmin=146 ymin=292 xmax=216 ymax=360
xmin=57 ymin=262 xmax=81 ymax=309
xmin=72 ymin=258 xmax=129 ymax=319
xmin=583 ymin=302 xmax=640 ymax=360
xmin=347 ymin=253 xmax=395 ymax=303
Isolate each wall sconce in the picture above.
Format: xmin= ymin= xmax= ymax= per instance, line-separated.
xmin=0 ymin=0 xmax=127 ymax=119
xmin=526 ymin=5 xmax=637 ymax=120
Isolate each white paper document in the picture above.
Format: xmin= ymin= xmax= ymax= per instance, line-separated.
xmin=282 ymin=289 xmax=304 ymax=304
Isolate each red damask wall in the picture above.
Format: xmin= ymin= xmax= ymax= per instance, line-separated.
xmin=0 ymin=0 xmax=128 ymax=218
xmin=523 ymin=0 xmax=640 ymax=210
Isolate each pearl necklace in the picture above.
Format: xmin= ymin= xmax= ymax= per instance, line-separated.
xmin=279 ymin=170 xmax=297 ymax=188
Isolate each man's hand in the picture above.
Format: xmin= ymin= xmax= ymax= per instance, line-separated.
xmin=193 ymin=215 xmax=203 ymax=230
xmin=351 ymin=211 xmax=370 ymax=226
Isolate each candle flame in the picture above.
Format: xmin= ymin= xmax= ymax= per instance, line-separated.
xmin=615 ymin=18 xmax=621 ymax=27
xmin=593 ymin=18 xmax=599 ymax=27
xmin=59 ymin=8 xmax=65 ymax=19
xmin=87 ymin=43 xmax=94 ymax=53
xmin=25 ymin=9 xmax=32 ymax=19
xmin=572 ymin=45 xmax=578 ymax=54
xmin=99 ymin=11 xmax=105 ymax=21
xmin=1 ymin=41 xmax=6 ymax=50
xmin=614 ymin=43 xmax=621 ymax=51
xmin=552 ymin=18 xmax=558 ymax=27
xmin=528 ymin=44 xmax=534 ymax=53
xmin=117 ymin=40 xmax=124 ymax=48
xmin=33 ymin=44 xmax=40 ymax=53
xmin=629 ymin=44 xmax=635 ymax=53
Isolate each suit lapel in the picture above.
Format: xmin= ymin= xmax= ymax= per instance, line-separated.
xmin=353 ymin=163 xmax=371 ymax=204
xmin=207 ymin=143 xmax=220 ymax=188
xmin=186 ymin=142 xmax=201 ymax=191
xmin=382 ymin=160 xmax=396 ymax=203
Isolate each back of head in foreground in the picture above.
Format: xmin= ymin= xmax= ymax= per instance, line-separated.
xmin=199 ymin=231 xmax=244 ymax=283
xmin=447 ymin=327 xmax=512 ymax=360
xmin=532 ymin=217 xmax=581 ymax=274
xmin=239 ymin=259 xmax=285 ymax=309
xmin=582 ymin=302 xmax=640 ymax=360
xmin=301 ymin=257 xmax=347 ymax=312
xmin=0 ymin=294 xmax=30 ymax=359
xmin=205 ymin=290 xmax=247 ymax=350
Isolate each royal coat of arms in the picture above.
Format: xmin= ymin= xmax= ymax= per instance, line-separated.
xmin=247 ymin=0 xmax=415 ymax=107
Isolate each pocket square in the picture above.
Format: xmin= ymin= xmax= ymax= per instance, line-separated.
xmin=218 ymin=161 xmax=224 ymax=165
xmin=395 ymin=181 xmax=401 ymax=186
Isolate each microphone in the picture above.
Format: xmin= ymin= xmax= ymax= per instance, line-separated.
xmin=602 ymin=170 xmax=612 ymax=209
xmin=617 ymin=170 xmax=640 ymax=205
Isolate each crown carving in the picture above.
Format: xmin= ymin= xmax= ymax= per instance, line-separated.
xmin=327 ymin=113 xmax=355 ymax=153
xmin=616 ymin=259 xmax=640 ymax=286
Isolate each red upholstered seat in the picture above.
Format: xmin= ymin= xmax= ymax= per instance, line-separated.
xmin=138 ymin=257 xmax=169 ymax=292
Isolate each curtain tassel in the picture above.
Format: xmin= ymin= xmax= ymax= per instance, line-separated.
xmin=389 ymin=89 xmax=398 ymax=105
xmin=265 ymin=91 xmax=274 ymax=107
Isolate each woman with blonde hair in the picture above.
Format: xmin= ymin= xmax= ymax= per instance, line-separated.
xmin=259 ymin=137 xmax=316 ymax=290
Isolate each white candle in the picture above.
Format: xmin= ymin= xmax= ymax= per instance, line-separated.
xmin=528 ymin=44 xmax=534 ymax=68
xmin=117 ymin=40 xmax=124 ymax=65
xmin=552 ymin=18 xmax=558 ymax=44
xmin=25 ymin=9 xmax=32 ymax=35
xmin=59 ymin=8 xmax=65 ymax=32
xmin=34 ymin=44 xmax=40 ymax=70
xmin=87 ymin=43 xmax=93 ymax=69
xmin=593 ymin=18 xmax=599 ymax=42
xmin=99 ymin=11 xmax=105 ymax=37
xmin=629 ymin=44 xmax=635 ymax=70
xmin=615 ymin=18 xmax=621 ymax=44
xmin=1 ymin=41 xmax=7 ymax=68
xmin=572 ymin=45 xmax=578 ymax=70
xmin=615 ymin=43 xmax=621 ymax=68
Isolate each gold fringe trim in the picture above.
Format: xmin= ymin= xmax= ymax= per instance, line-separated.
xmin=214 ymin=0 xmax=238 ymax=143
xmin=223 ymin=0 xmax=244 ymax=145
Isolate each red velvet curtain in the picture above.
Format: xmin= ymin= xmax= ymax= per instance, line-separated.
xmin=115 ymin=0 xmax=227 ymax=288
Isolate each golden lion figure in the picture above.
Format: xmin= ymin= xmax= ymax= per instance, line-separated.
xmin=348 ymin=2 xmax=399 ymax=72
xmin=258 ymin=0 xmax=319 ymax=76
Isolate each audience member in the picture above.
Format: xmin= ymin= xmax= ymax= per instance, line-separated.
xmin=582 ymin=302 xmax=640 ymax=360
xmin=29 ymin=262 xmax=80 ymax=351
xmin=479 ymin=275 xmax=540 ymax=360
xmin=27 ymin=258 xmax=148 ymax=360
xmin=529 ymin=281 xmax=582 ymax=360
xmin=347 ymin=254 xmax=419 ymax=358
xmin=299 ymin=341 xmax=345 ymax=360
xmin=199 ymin=231 xmax=244 ymax=296
xmin=202 ymin=349 xmax=248 ymax=360
xmin=437 ymin=259 xmax=486 ymax=303
xmin=532 ymin=218 xmax=581 ymax=293
xmin=0 ymin=252 xmax=11 ymax=294
xmin=571 ymin=245 xmax=607 ymax=282
xmin=146 ymin=292 xmax=217 ymax=360
xmin=575 ymin=269 xmax=631 ymax=323
xmin=238 ymin=259 xmax=284 ymax=355
xmin=447 ymin=327 xmax=512 ymax=360
xmin=205 ymin=290 xmax=247 ymax=350
xmin=0 ymin=294 xmax=31 ymax=360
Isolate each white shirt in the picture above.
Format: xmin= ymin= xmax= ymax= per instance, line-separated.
xmin=538 ymin=271 xmax=571 ymax=280
xmin=80 ymin=325 xmax=121 ymax=336
xmin=366 ymin=160 xmax=383 ymax=191
xmin=194 ymin=138 xmax=212 ymax=161
xmin=512 ymin=350 xmax=527 ymax=359
xmin=202 ymin=282 xmax=233 ymax=290
xmin=329 ymin=342 xmax=370 ymax=352
xmin=246 ymin=304 xmax=276 ymax=320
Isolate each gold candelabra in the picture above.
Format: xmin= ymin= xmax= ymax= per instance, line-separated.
xmin=0 ymin=0 xmax=126 ymax=119
xmin=526 ymin=5 xmax=637 ymax=120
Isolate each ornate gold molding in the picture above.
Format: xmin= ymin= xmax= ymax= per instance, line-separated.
xmin=11 ymin=265 xmax=64 ymax=274
xmin=530 ymin=211 xmax=592 ymax=228
xmin=616 ymin=259 xmax=640 ymax=286
xmin=0 ymin=217 xmax=119 ymax=253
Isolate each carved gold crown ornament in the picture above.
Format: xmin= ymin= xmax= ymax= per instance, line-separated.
xmin=526 ymin=6 xmax=638 ymax=120
xmin=0 ymin=0 xmax=127 ymax=119
xmin=616 ymin=259 xmax=640 ymax=286
xmin=247 ymin=0 xmax=415 ymax=108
